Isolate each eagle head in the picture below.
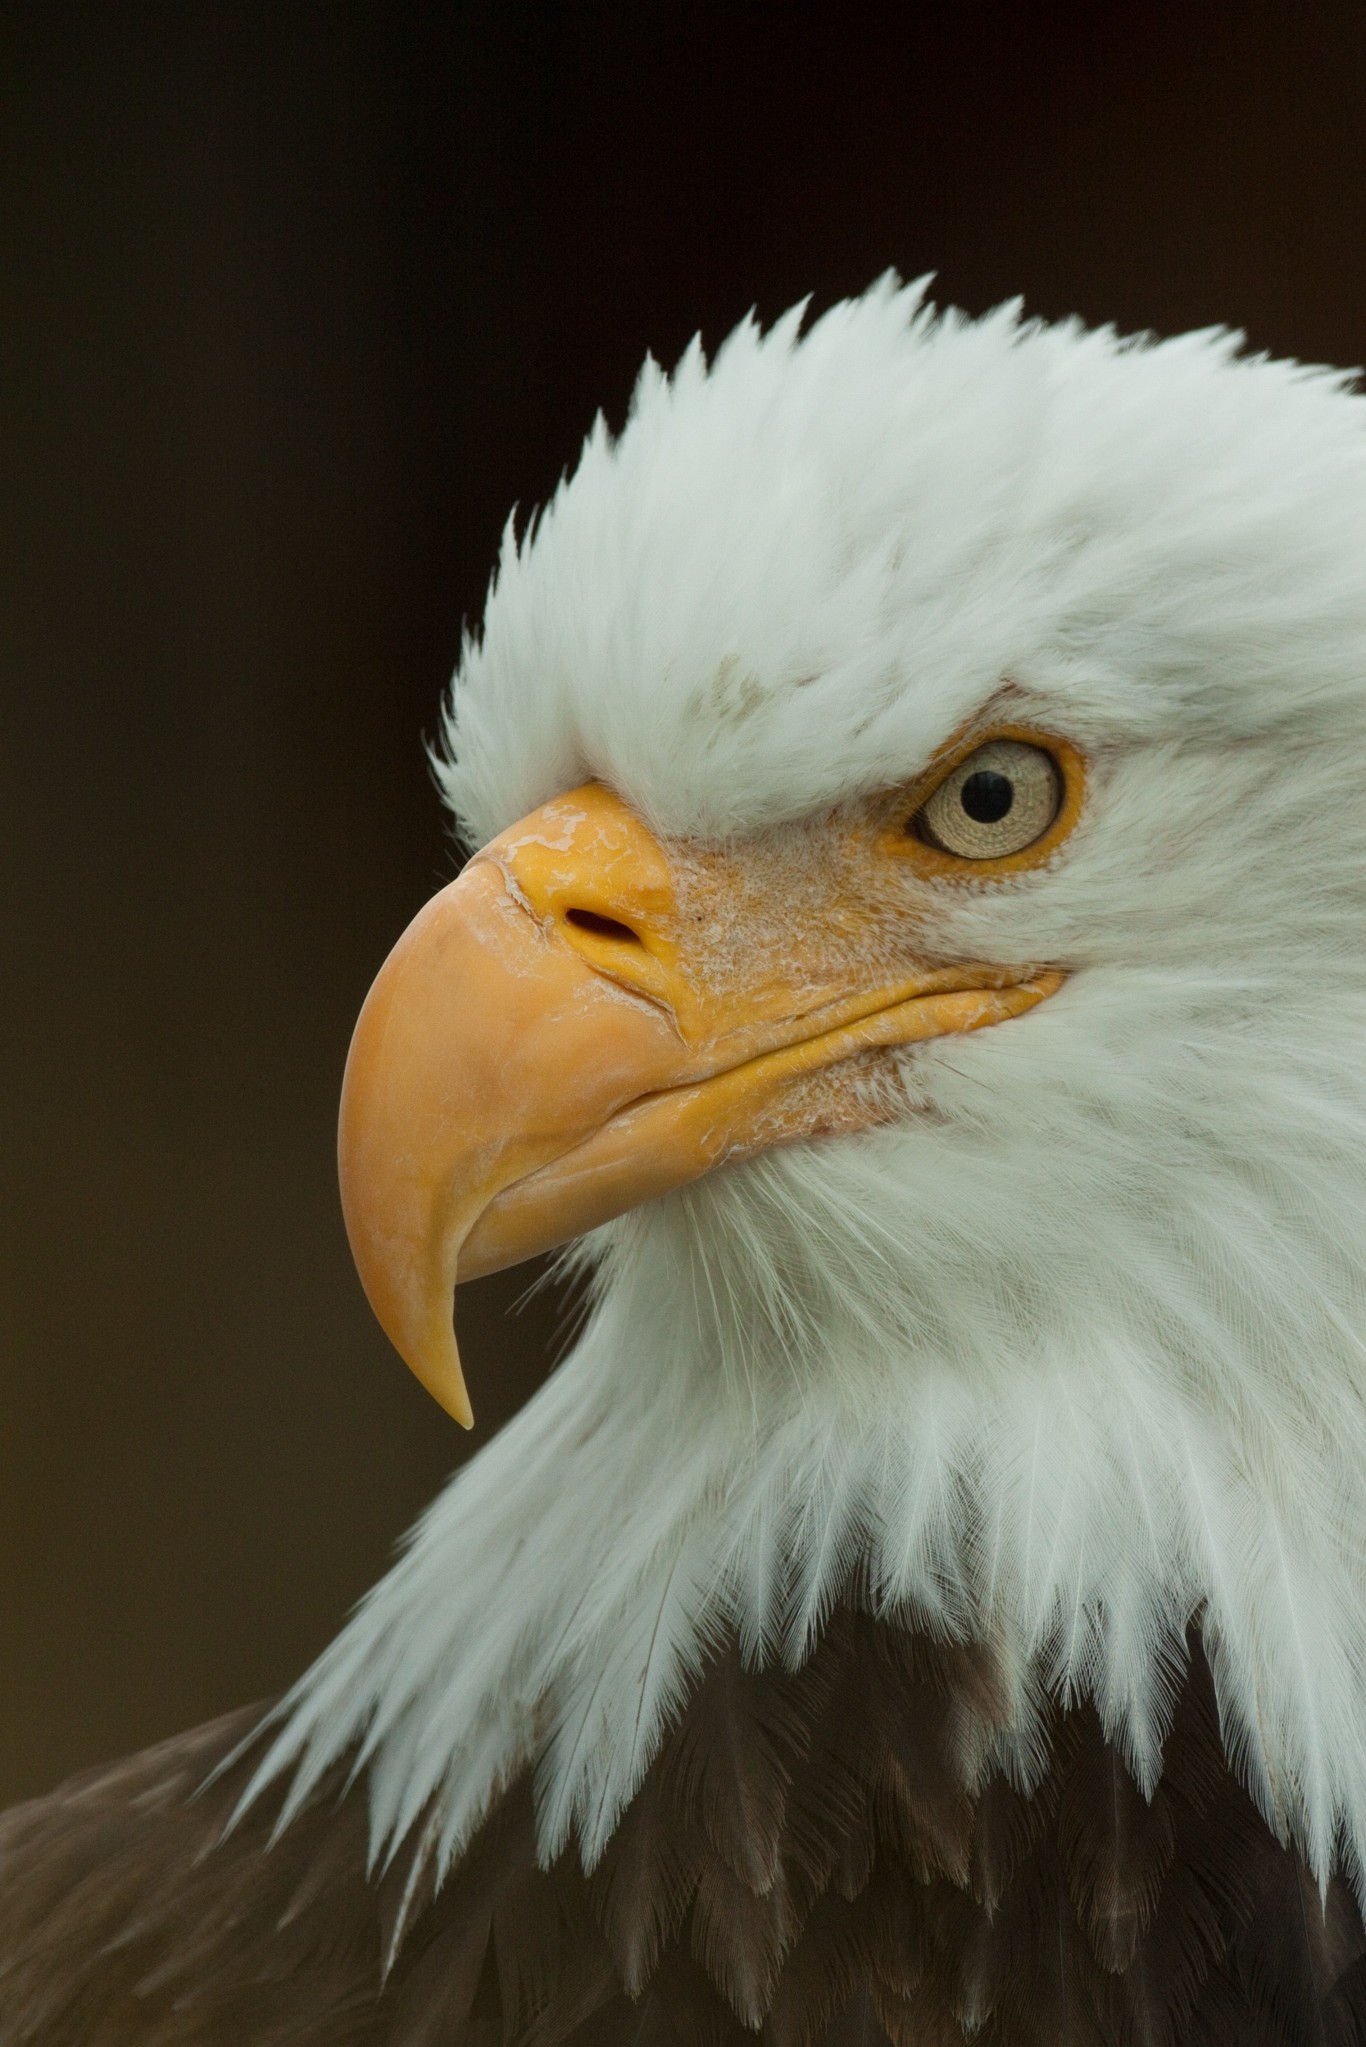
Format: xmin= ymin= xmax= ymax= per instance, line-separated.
xmin=265 ymin=278 xmax=1366 ymax=1900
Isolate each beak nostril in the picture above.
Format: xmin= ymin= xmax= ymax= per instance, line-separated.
xmin=564 ymin=907 xmax=644 ymax=945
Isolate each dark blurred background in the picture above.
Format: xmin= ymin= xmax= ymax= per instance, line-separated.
xmin=2 ymin=0 xmax=1364 ymax=1804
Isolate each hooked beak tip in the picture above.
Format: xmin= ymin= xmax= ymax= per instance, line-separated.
xmin=401 ymin=1314 xmax=475 ymax=1430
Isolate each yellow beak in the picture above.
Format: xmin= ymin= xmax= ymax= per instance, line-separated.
xmin=338 ymin=783 xmax=1062 ymax=1425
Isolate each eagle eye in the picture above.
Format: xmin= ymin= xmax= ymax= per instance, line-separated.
xmin=913 ymin=738 xmax=1062 ymax=859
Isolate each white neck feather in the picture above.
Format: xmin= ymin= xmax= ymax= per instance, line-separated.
xmin=253 ymin=1022 xmax=1366 ymax=1909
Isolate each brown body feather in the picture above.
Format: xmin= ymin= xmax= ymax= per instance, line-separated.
xmin=1 ymin=1618 xmax=1363 ymax=2045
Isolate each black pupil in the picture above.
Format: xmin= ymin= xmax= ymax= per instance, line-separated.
xmin=960 ymin=769 xmax=1014 ymax=824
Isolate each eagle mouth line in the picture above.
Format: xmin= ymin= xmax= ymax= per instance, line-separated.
xmin=626 ymin=959 xmax=1063 ymax=1114
xmin=463 ymin=964 xmax=1065 ymax=1268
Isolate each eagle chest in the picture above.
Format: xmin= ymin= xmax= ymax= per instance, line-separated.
xmin=4 ymin=1614 xmax=1363 ymax=2046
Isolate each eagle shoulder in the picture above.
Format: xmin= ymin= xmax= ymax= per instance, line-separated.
xmin=0 ymin=1704 xmax=385 ymax=2045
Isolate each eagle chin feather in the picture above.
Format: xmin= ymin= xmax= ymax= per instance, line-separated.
xmin=11 ymin=278 xmax=1366 ymax=2043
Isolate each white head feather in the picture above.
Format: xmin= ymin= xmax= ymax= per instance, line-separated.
xmin=254 ymin=277 xmax=1366 ymax=1904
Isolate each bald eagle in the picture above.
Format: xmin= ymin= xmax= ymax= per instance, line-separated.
xmin=7 ymin=278 xmax=1366 ymax=2046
